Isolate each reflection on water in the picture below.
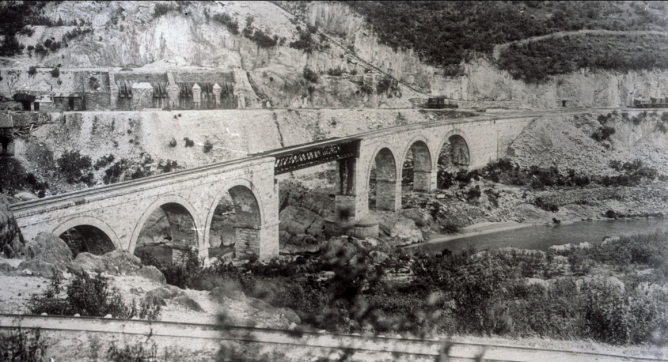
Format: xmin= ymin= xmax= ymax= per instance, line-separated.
xmin=417 ymin=218 xmax=668 ymax=254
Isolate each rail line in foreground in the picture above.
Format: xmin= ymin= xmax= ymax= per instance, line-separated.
xmin=0 ymin=314 xmax=666 ymax=362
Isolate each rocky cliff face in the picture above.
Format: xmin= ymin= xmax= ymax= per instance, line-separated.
xmin=277 ymin=1 xmax=668 ymax=109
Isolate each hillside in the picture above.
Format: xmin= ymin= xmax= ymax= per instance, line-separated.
xmin=1 ymin=1 xmax=668 ymax=108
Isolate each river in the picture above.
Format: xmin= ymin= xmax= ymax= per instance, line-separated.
xmin=416 ymin=218 xmax=668 ymax=254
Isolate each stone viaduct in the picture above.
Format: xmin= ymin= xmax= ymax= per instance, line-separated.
xmin=10 ymin=115 xmax=534 ymax=260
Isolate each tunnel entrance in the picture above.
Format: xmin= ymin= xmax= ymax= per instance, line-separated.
xmin=59 ymin=225 xmax=116 ymax=258
xmin=368 ymin=148 xmax=397 ymax=211
xmin=134 ymin=203 xmax=198 ymax=264
xmin=208 ymin=185 xmax=261 ymax=262
xmin=437 ymin=134 xmax=470 ymax=189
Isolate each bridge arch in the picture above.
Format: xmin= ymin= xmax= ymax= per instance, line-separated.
xmin=53 ymin=216 xmax=120 ymax=255
xmin=400 ymin=136 xmax=433 ymax=193
xmin=436 ymin=129 xmax=471 ymax=171
xmin=129 ymin=195 xmax=202 ymax=254
xmin=204 ymin=179 xmax=265 ymax=260
xmin=367 ymin=145 xmax=400 ymax=211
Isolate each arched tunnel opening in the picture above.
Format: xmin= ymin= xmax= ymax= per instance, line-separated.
xmin=401 ymin=141 xmax=432 ymax=203
xmin=368 ymin=147 xmax=397 ymax=211
xmin=134 ymin=203 xmax=198 ymax=265
xmin=208 ymin=185 xmax=261 ymax=262
xmin=59 ymin=225 xmax=115 ymax=258
xmin=437 ymin=135 xmax=470 ymax=189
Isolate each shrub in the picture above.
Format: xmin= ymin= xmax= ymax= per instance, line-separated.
xmin=290 ymin=29 xmax=316 ymax=53
xmin=303 ymin=67 xmax=318 ymax=83
xmin=591 ymin=126 xmax=616 ymax=141
xmin=93 ymin=154 xmax=115 ymax=170
xmin=28 ymin=273 xmax=160 ymax=320
xmin=327 ymin=67 xmax=344 ymax=76
xmin=212 ymin=13 xmax=239 ymax=35
xmin=183 ymin=137 xmax=194 ymax=147
xmin=58 ymin=150 xmax=94 ymax=185
xmin=168 ymin=137 xmax=177 ymax=147
xmin=28 ymin=66 xmax=37 ymax=76
xmin=535 ymin=197 xmax=559 ymax=212
xmin=0 ymin=328 xmax=48 ymax=362
xmin=466 ymin=185 xmax=481 ymax=200
xmin=153 ymin=3 xmax=175 ymax=18
xmin=50 ymin=67 xmax=59 ymax=78
xmin=103 ymin=158 xmax=130 ymax=185
xmin=203 ymin=140 xmax=213 ymax=153
xmin=157 ymin=159 xmax=178 ymax=173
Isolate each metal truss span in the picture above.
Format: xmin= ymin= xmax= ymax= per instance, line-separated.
xmin=274 ymin=139 xmax=360 ymax=175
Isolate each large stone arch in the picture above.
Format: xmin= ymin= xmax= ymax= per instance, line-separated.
xmin=52 ymin=216 xmax=121 ymax=250
xmin=129 ymin=195 xmax=202 ymax=254
xmin=367 ymin=145 xmax=399 ymax=211
xmin=435 ymin=129 xmax=471 ymax=170
xmin=203 ymin=179 xmax=265 ymax=259
xmin=400 ymin=136 xmax=433 ymax=192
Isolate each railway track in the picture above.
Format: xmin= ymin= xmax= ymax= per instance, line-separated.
xmin=1 ymin=314 xmax=666 ymax=362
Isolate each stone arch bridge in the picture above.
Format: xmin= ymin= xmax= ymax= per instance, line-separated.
xmin=10 ymin=115 xmax=534 ymax=259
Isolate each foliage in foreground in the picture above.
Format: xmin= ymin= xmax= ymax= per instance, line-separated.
xmin=28 ymin=272 xmax=160 ymax=320
xmin=140 ymin=230 xmax=668 ymax=346
xmin=0 ymin=328 xmax=48 ymax=362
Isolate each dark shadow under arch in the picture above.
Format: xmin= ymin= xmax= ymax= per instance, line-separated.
xmin=208 ymin=185 xmax=261 ymax=261
xmin=134 ymin=202 xmax=198 ymax=264
xmin=369 ymin=147 xmax=397 ymax=211
xmin=402 ymin=140 xmax=432 ymax=194
xmin=59 ymin=225 xmax=115 ymax=258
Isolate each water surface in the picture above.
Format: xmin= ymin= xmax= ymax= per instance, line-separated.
xmin=417 ymin=219 xmax=668 ymax=254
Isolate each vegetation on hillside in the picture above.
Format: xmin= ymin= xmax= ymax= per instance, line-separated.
xmin=498 ymin=33 xmax=668 ymax=82
xmin=347 ymin=1 xmax=668 ymax=79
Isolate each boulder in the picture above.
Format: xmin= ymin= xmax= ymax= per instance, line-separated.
xmin=135 ymin=265 xmax=166 ymax=284
xmin=25 ymin=233 xmax=73 ymax=264
xmin=211 ymin=284 xmax=246 ymax=302
xmin=14 ymin=192 xmax=38 ymax=202
xmin=374 ymin=212 xmax=423 ymax=246
xmin=144 ymin=285 xmax=183 ymax=306
xmin=0 ymin=196 xmax=25 ymax=258
xmin=17 ymin=259 xmax=58 ymax=278
xmin=68 ymin=252 xmax=107 ymax=274
xmin=172 ymin=294 xmax=204 ymax=312
xmin=103 ymin=250 xmax=142 ymax=274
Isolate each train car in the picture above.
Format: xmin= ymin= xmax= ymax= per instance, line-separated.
xmin=633 ymin=97 xmax=667 ymax=108
xmin=425 ymin=96 xmax=458 ymax=109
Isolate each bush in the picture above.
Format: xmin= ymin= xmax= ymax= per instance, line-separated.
xmin=153 ymin=3 xmax=175 ymax=18
xmin=157 ymin=159 xmax=178 ymax=173
xmin=203 ymin=140 xmax=213 ymax=153
xmin=466 ymin=185 xmax=481 ymax=200
xmin=0 ymin=328 xmax=48 ymax=362
xmin=183 ymin=137 xmax=195 ymax=147
xmin=535 ymin=197 xmax=559 ymax=212
xmin=327 ymin=67 xmax=344 ymax=76
xmin=303 ymin=67 xmax=318 ymax=83
xmin=168 ymin=137 xmax=177 ymax=147
xmin=103 ymin=159 xmax=130 ymax=185
xmin=50 ymin=67 xmax=59 ymax=78
xmin=290 ymin=29 xmax=316 ymax=53
xmin=212 ymin=13 xmax=239 ymax=35
xmin=591 ymin=126 xmax=616 ymax=141
xmin=28 ymin=66 xmax=37 ymax=76
xmin=58 ymin=150 xmax=94 ymax=185
xmin=28 ymin=273 xmax=160 ymax=320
